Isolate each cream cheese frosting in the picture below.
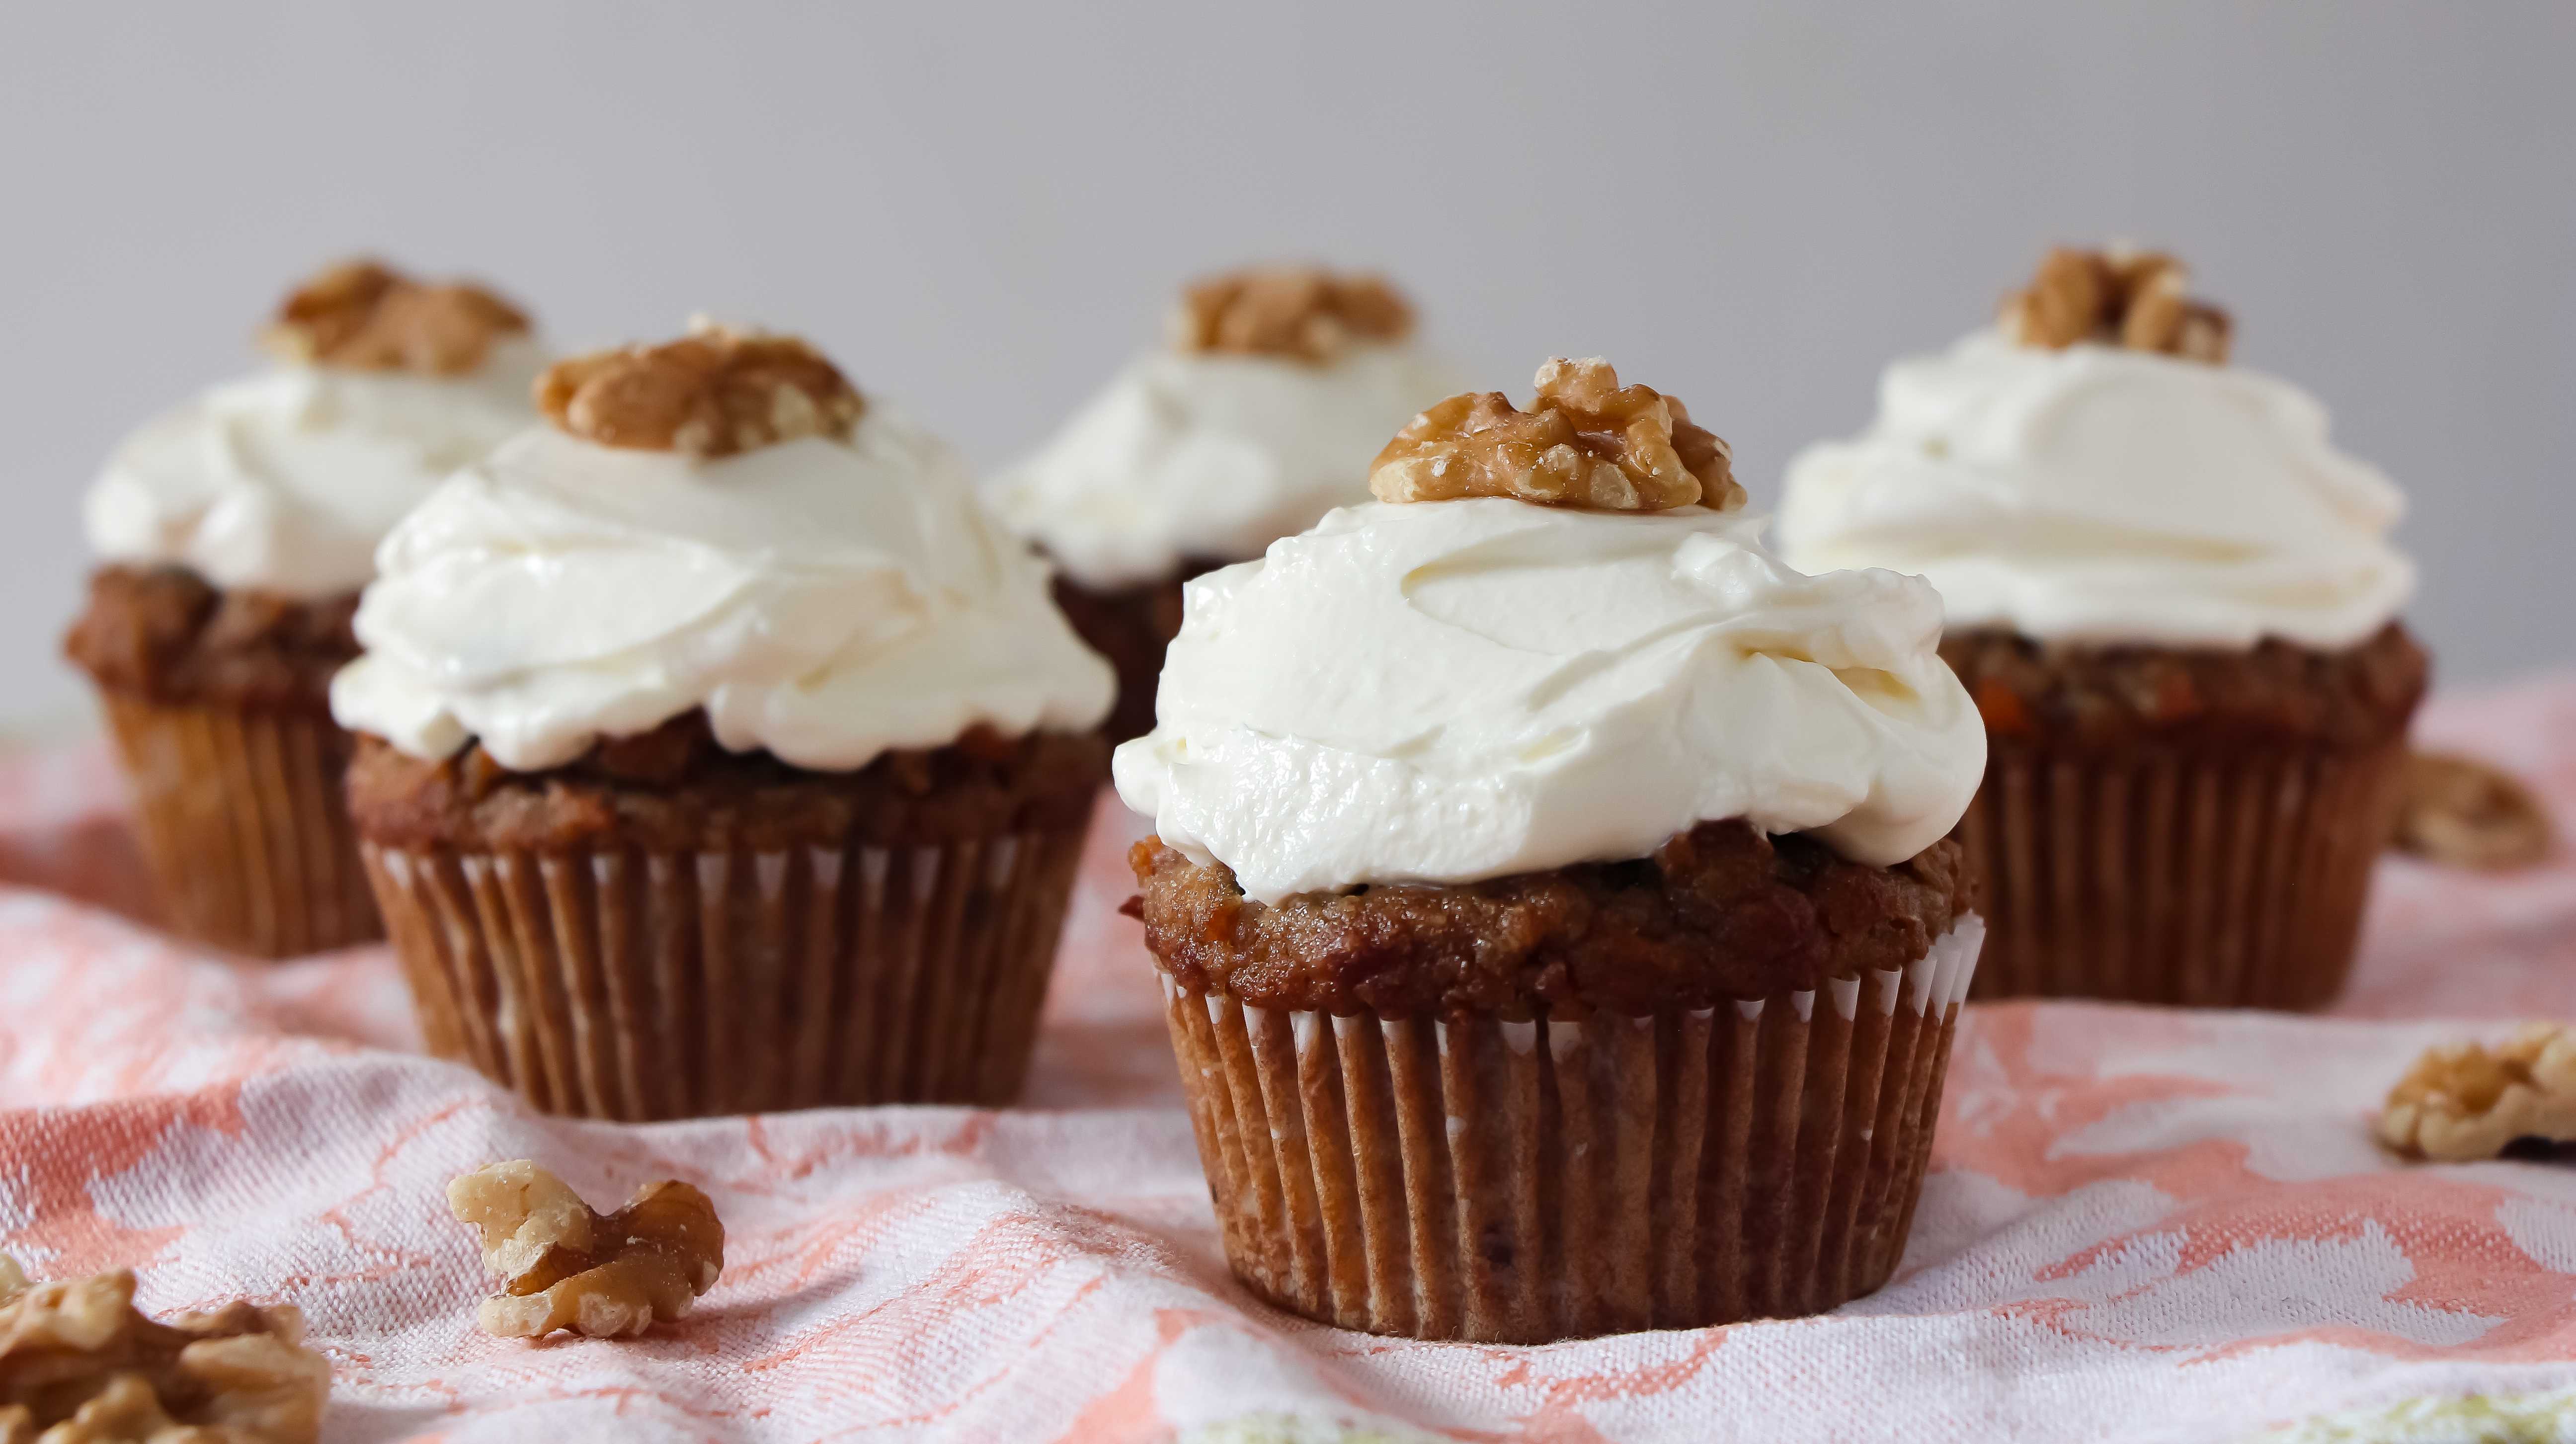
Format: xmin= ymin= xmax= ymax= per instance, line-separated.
xmin=331 ymin=404 xmax=1116 ymax=772
xmin=84 ymin=339 xmax=547 ymax=598
xmin=991 ymin=342 xmax=1473 ymax=590
xmin=1775 ymin=330 xmax=2414 ymax=649
xmin=1111 ymin=498 xmax=1986 ymax=903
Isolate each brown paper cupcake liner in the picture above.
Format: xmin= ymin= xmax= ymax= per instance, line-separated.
xmin=1957 ymin=740 xmax=2408 ymax=1009
xmin=361 ymin=822 xmax=1088 ymax=1120
xmin=99 ymin=692 xmax=381 ymax=958
xmin=1160 ymin=916 xmax=1985 ymax=1342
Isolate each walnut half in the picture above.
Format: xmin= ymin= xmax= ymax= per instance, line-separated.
xmin=536 ymin=320 xmax=865 ymax=460
xmin=258 ymin=259 xmax=530 ymax=377
xmin=1170 ymin=267 xmax=1415 ymax=364
xmin=2392 ymin=751 xmax=2555 ymax=871
xmin=0 ymin=1258 xmax=330 ymax=1444
xmin=2001 ymin=246 xmax=2232 ymax=364
xmin=2381 ymin=1023 xmax=2576 ymax=1161
xmin=1369 ymin=357 xmax=1740 ymax=513
xmin=447 ymin=1161 xmax=724 ymax=1340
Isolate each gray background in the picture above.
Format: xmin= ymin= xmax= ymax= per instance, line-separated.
xmin=3 ymin=1 xmax=2569 ymax=726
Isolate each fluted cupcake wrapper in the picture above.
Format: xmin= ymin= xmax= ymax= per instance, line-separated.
xmin=362 ymin=824 xmax=1089 ymax=1121
xmin=99 ymin=692 xmax=381 ymax=959
xmin=1958 ymin=741 xmax=2408 ymax=1009
xmin=1159 ymin=916 xmax=1985 ymax=1343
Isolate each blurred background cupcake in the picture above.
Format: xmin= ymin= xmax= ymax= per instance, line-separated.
xmin=1776 ymin=246 xmax=2427 ymax=1009
xmin=331 ymin=321 xmax=1115 ymax=1120
xmin=1117 ymin=358 xmax=1989 ymax=1341
xmin=991 ymin=266 xmax=1469 ymax=741
xmin=60 ymin=260 xmax=540 ymax=957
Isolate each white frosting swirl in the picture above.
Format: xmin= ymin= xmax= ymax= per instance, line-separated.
xmin=992 ymin=342 xmax=1473 ymax=590
xmin=84 ymin=339 xmax=546 ymax=597
xmin=1776 ymin=330 xmax=2414 ymax=649
xmin=331 ymin=405 xmax=1116 ymax=772
xmin=1112 ymin=499 xmax=1986 ymax=904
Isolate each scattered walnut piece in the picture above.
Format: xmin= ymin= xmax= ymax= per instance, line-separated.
xmin=2393 ymin=750 xmax=2556 ymax=870
xmin=448 ymin=1161 xmax=724 ymax=1340
xmin=257 ymin=259 xmax=530 ymax=377
xmin=1170 ymin=267 xmax=1415 ymax=364
xmin=536 ymin=320 xmax=865 ymax=459
xmin=0 ymin=1256 xmax=329 ymax=1444
xmin=1368 ymin=357 xmax=1741 ymax=513
xmin=2382 ymin=1023 xmax=2576 ymax=1161
xmin=2001 ymin=245 xmax=2232 ymax=364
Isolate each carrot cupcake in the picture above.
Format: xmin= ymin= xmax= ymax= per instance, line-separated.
xmin=1115 ymin=359 xmax=1989 ymax=1342
xmin=992 ymin=266 xmax=1470 ymax=740
xmin=1777 ymin=247 xmax=2426 ymax=1008
xmin=63 ymin=260 xmax=540 ymax=957
xmin=331 ymin=322 xmax=1116 ymax=1120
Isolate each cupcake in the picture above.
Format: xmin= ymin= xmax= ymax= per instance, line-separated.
xmin=1114 ymin=359 xmax=1989 ymax=1342
xmin=331 ymin=322 xmax=1116 ymax=1120
xmin=1777 ymin=247 xmax=2427 ymax=1009
xmin=61 ymin=260 xmax=541 ymax=957
xmin=993 ymin=266 xmax=1471 ymax=740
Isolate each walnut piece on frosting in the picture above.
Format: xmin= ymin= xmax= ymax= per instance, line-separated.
xmin=536 ymin=320 xmax=865 ymax=459
xmin=2382 ymin=1023 xmax=2576 ymax=1161
xmin=1170 ymin=266 xmax=1415 ymax=364
xmin=447 ymin=1161 xmax=724 ymax=1340
xmin=2392 ymin=751 xmax=2556 ymax=871
xmin=2002 ymin=246 xmax=2233 ymax=364
xmin=258 ymin=258 xmax=530 ymax=377
xmin=0 ymin=1257 xmax=330 ymax=1444
xmin=1368 ymin=357 xmax=1740 ymax=513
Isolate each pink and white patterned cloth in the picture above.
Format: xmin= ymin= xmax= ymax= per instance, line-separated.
xmin=3 ymin=676 xmax=2575 ymax=1444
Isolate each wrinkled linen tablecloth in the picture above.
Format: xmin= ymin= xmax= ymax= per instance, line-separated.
xmin=2 ymin=675 xmax=2575 ymax=1444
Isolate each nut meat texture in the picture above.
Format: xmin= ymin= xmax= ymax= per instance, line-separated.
xmin=0 ymin=1256 xmax=330 ymax=1444
xmin=2002 ymin=246 xmax=2233 ymax=364
xmin=2382 ymin=1023 xmax=2576 ymax=1161
xmin=258 ymin=259 xmax=530 ymax=377
xmin=537 ymin=321 xmax=865 ymax=459
xmin=1170 ymin=266 xmax=1414 ymax=364
xmin=2392 ymin=751 xmax=2556 ymax=871
xmin=448 ymin=1161 xmax=724 ymax=1340
xmin=1369 ymin=358 xmax=1741 ymax=513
